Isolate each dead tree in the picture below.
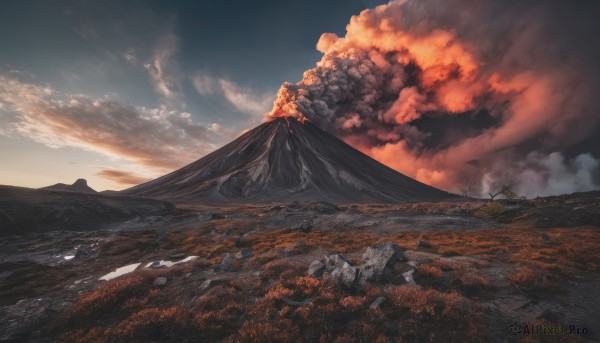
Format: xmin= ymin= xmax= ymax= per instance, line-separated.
xmin=489 ymin=185 xmax=517 ymax=200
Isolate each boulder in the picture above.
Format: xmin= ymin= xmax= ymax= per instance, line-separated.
xmin=308 ymin=260 xmax=326 ymax=278
xmin=324 ymin=254 xmax=353 ymax=272
xmin=358 ymin=243 xmax=405 ymax=284
xmin=323 ymin=253 xmax=358 ymax=288
xmin=330 ymin=262 xmax=358 ymax=288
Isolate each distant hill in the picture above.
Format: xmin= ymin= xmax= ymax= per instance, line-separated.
xmin=39 ymin=178 xmax=97 ymax=194
xmin=0 ymin=185 xmax=174 ymax=236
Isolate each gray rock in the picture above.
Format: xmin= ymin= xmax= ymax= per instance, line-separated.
xmin=308 ymin=260 xmax=326 ymax=278
xmin=324 ymin=254 xmax=353 ymax=272
xmin=369 ymin=296 xmax=385 ymax=310
xmin=330 ymin=261 xmax=358 ymax=288
xmin=153 ymin=277 xmax=167 ymax=286
xmin=235 ymin=250 xmax=253 ymax=259
xmin=402 ymin=269 xmax=416 ymax=284
xmin=358 ymin=243 xmax=405 ymax=284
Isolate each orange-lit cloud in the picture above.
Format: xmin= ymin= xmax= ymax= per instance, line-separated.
xmin=0 ymin=74 xmax=223 ymax=172
xmin=96 ymin=169 xmax=150 ymax=187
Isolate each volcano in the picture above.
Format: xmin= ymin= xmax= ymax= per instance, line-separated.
xmin=122 ymin=117 xmax=453 ymax=203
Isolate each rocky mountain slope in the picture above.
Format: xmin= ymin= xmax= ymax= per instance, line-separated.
xmin=122 ymin=117 xmax=453 ymax=203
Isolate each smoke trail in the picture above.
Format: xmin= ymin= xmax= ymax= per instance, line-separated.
xmin=268 ymin=0 xmax=600 ymax=197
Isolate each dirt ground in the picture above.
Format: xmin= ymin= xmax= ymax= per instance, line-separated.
xmin=1 ymin=192 xmax=599 ymax=342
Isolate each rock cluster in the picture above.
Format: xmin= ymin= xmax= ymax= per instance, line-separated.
xmin=308 ymin=243 xmax=415 ymax=288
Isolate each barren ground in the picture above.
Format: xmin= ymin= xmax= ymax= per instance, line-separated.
xmin=1 ymin=191 xmax=599 ymax=342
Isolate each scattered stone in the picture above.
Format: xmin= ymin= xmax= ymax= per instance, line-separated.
xmin=153 ymin=277 xmax=167 ymax=286
xmin=282 ymin=298 xmax=310 ymax=307
xmin=358 ymin=243 xmax=405 ymax=284
xmin=369 ymin=296 xmax=385 ymax=310
xmin=199 ymin=278 xmax=225 ymax=293
xmin=407 ymin=260 xmax=418 ymax=268
xmin=402 ymin=269 xmax=416 ymax=284
xmin=416 ymin=240 xmax=432 ymax=249
xmin=308 ymin=260 xmax=326 ymax=278
xmin=235 ymin=250 xmax=253 ymax=259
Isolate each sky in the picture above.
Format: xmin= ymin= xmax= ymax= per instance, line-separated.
xmin=0 ymin=0 xmax=386 ymax=191
xmin=1 ymin=0 xmax=600 ymax=197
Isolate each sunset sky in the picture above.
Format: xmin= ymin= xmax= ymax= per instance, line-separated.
xmin=0 ymin=0 xmax=385 ymax=191
xmin=1 ymin=0 xmax=599 ymax=197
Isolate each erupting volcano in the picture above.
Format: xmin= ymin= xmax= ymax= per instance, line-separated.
xmin=122 ymin=117 xmax=452 ymax=203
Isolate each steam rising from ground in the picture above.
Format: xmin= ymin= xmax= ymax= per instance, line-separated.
xmin=268 ymin=0 xmax=600 ymax=197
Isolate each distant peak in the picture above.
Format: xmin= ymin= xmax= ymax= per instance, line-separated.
xmin=73 ymin=179 xmax=88 ymax=186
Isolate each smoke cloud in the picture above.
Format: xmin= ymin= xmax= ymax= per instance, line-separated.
xmin=268 ymin=0 xmax=600 ymax=197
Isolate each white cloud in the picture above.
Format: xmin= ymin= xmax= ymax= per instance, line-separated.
xmin=192 ymin=72 xmax=275 ymax=119
xmin=0 ymin=74 xmax=224 ymax=171
xmin=144 ymin=32 xmax=184 ymax=107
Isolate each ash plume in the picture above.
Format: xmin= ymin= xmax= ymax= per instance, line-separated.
xmin=267 ymin=0 xmax=600 ymax=197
